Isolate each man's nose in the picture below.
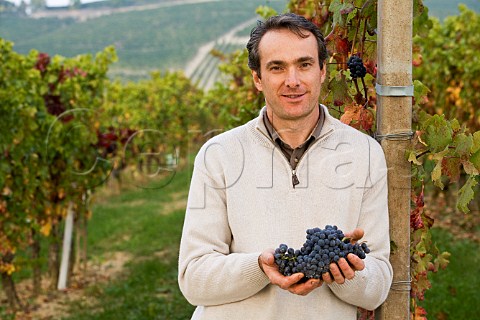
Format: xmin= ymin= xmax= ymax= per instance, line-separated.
xmin=285 ymin=68 xmax=300 ymax=87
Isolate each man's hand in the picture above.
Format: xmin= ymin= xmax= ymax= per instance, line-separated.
xmin=259 ymin=249 xmax=322 ymax=296
xmin=322 ymin=228 xmax=366 ymax=284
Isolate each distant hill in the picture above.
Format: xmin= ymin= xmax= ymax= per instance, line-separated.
xmin=424 ymin=0 xmax=479 ymax=20
xmin=0 ymin=0 xmax=285 ymax=82
xmin=0 ymin=0 xmax=478 ymax=85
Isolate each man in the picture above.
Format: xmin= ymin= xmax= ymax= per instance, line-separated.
xmin=178 ymin=13 xmax=392 ymax=319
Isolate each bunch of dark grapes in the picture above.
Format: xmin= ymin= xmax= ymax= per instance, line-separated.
xmin=274 ymin=225 xmax=370 ymax=279
xmin=347 ymin=55 xmax=367 ymax=79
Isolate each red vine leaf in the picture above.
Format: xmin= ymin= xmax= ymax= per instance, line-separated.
xmin=357 ymin=308 xmax=375 ymax=320
xmin=340 ymin=103 xmax=362 ymax=128
xmin=412 ymin=305 xmax=428 ymax=319
xmin=411 ymin=270 xmax=431 ymax=300
xmin=335 ymin=37 xmax=350 ymax=56
xmin=410 ymin=185 xmax=425 ymax=230
xmin=441 ymin=157 xmax=461 ymax=182
xmin=359 ymin=107 xmax=374 ymax=132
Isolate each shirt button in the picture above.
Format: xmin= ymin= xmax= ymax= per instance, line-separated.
xmin=295 ymin=158 xmax=299 ymax=163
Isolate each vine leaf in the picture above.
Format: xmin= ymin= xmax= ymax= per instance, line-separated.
xmin=410 ymin=186 xmax=425 ymax=230
xmin=431 ymin=149 xmax=448 ymax=189
xmin=462 ymin=160 xmax=479 ymax=175
xmin=456 ymin=175 xmax=478 ymax=213
xmin=412 ymin=271 xmax=430 ymax=300
xmin=453 ymin=133 xmax=473 ymax=157
xmin=413 ymin=0 xmax=432 ymax=38
xmin=359 ymin=108 xmax=374 ymax=132
xmin=442 ymin=157 xmax=461 ymax=182
xmin=470 ymin=150 xmax=480 ymax=171
xmin=330 ymin=72 xmax=352 ymax=106
xmin=434 ymin=251 xmax=450 ymax=270
xmin=413 ymin=80 xmax=430 ymax=107
xmin=340 ymin=103 xmax=362 ymax=126
xmin=422 ymin=114 xmax=453 ymax=152
xmin=471 ymin=131 xmax=480 ymax=153
xmin=407 ymin=150 xmax=422 ymax=165
xmin=412 ymin=305 xmax=428 ymax=320
xmin=329 ymin=0 xmax=354 ymax=27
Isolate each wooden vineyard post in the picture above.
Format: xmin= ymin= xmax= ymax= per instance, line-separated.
xmin=376 ymin=0 xmax=413 ymax=319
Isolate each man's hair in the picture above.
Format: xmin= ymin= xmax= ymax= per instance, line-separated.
xmin=246 ymin=13 xmax=328 ymax=78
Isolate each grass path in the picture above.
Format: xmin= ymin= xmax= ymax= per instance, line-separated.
xmin=61 ymin=166 xmax=195 ymax=319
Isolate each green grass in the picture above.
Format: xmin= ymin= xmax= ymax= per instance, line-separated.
xmin=419 ymin=227 xmax=480 ymax=320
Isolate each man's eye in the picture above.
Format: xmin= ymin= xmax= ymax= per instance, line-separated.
xmin=301 ymin=63 xmax=312 ymax=68
xmin=270 ymin=66 xmax=282 ymax=71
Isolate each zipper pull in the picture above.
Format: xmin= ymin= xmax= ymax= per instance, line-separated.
xmin=292 ymin=170 xmax=300 ymax=188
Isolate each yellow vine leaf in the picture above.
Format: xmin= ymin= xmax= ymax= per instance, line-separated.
xmin=40 ymin=221 xmax=52 ymax=237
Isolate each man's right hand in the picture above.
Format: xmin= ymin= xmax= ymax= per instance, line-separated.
xmin=258 ymin=249 xmax=323 ymax=296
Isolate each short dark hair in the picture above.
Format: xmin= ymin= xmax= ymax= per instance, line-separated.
xmin=246 ymin=13 xmax=328 ymax=78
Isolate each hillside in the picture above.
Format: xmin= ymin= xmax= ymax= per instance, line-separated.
xmin=0 ymin=0 xmax=477 ymax=85
xmin=424 ymin=0 xmax=480 ymax=20
xmin=0 ymin=0 xmax=286 ymax=82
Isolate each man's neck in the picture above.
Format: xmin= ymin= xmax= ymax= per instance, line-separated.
xmin=266 ymin=107 xmax=320 ymax=148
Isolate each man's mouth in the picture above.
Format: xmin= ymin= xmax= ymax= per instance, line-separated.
xmin=282 ymin=93 xmax=305 ymax=98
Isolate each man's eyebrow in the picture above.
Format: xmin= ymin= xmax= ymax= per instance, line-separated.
xmin=265 ymin=60 xmax=286 ymax=68
xmin=265 ymin=57 xmax=316 ymax=68
xmin=297 ymin=56 xmax=316 ymax=64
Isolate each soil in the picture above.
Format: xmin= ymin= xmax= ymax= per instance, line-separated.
xmin=1 ymin=251 xmax=132 ymax=320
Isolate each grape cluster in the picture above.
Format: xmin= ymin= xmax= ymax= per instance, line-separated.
xmin=347 ymin=55 xmax=367 ymax=79
xmin=274 ymin=225 xmax=370 ymax=279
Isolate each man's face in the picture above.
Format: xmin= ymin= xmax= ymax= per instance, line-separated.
xmin=252 ymin=29 xmax=326 ymax=123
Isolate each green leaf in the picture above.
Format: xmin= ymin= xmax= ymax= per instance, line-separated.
xmin=413 ymin=80 xmax=430 ymax=107
xmin=431 ymin=149 xmax=448 ymax=189
xmin=453 ymin=133 xmax=473 ymax=157
xmin=471 ymin=131 xmax=480 ymax=154
xmin=450 ymin=119 xmax=460 ymax=132
xmin=255 ymin=5 xmax=277 ymax=19
xmin=456 ymin=175 xmax=478 ymax=213
xmin=434 ymin=251 xmax=451 ymax=270
xmin=330 ymin=71 xmax=352 ymax=105
xmin=462 ymin=160 xmax=479 ymax=175
xmin=413 ymin=0 xmax=433 ymax=37
xmin=470 ymin=149 xmax=480 ymax=171
xmin=407 ymin=150 xmax=422 ymax=165
xmin=442 ymin=157 xmax=461 ymax=181
xmin=422 ymin=114 xmax=453 ymax=152
xmin=329 ymin=0 xmax=354 ymax=27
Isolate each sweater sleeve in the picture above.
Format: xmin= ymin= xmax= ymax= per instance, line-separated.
xmin=178 ymin=146 xmax=270 ymax=306
xmin=327 ymin=137 xmax=393 ymax=310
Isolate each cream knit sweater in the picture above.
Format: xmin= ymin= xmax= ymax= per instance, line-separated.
xmin=178 ymin=105 xmax=393 ymax=320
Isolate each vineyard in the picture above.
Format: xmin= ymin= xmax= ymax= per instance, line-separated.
xmin=1 ymin=0 xmax=480 ymax=319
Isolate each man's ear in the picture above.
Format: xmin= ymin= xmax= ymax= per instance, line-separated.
xmin=252 ymin=70 xmax=263 ymax=91
xmin=320 ymin=63 xmax=327 ymax=83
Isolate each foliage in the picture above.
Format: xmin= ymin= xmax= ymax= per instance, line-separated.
xmin=0 ymin=38 xmax=116 ymax=310
xmin=414 ymin=5 xmax=480 ymax=132
xmin=101 ymin=70 xmax=205 ymax=177
xmin=0 ymin=37 xmax=208 ymax=313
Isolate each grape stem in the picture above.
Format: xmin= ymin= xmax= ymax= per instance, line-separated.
xmin=361 ymin=77 xmax=368 ymax=104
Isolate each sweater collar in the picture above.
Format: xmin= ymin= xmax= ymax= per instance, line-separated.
xmin=254 ymin=104 xmax=336 ymax=144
